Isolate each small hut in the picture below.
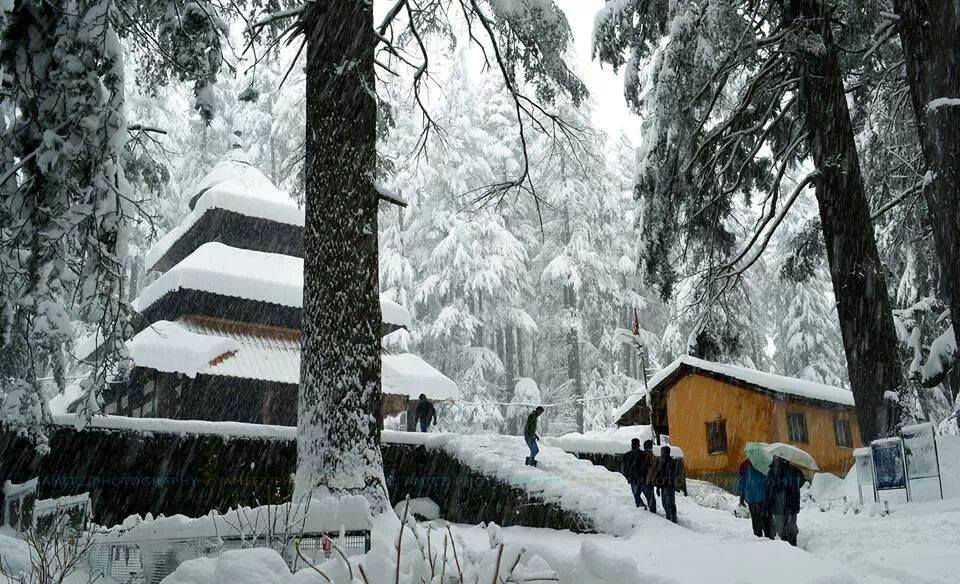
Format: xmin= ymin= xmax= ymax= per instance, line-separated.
xmin=614 ymin=356 xmax=860 ymax=490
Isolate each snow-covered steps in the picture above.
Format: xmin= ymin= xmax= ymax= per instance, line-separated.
xmin=385 ymin=431 xmax=670 ymax=537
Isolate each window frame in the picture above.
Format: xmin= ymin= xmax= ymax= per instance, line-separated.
xmin=786 ymin=411 xmax=809 ymax=443
xmin=834 ymin=414 xmax=853 ymax=448
xmin=706 ymin=418 xmax=728 ymax=455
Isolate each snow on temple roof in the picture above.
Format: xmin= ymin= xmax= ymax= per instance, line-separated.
xmin=614 ymin=355 xmax=855 ymax=419
xmin=380 ymin=353 xmax=459 ymax=400
xmin=127 ymin=320 xmax=239 ymax=378
xmin=136 ymin=242 xmax=302 ymax=310
xmin=145 ymin=159 xmax=303 ymax=271
xmin=135 ymin=242 xmax=412 ymax=328
xmin=124 ymin=319 xmax=459 ymax=400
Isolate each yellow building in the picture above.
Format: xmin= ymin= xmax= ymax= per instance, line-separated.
xmin=615 ymin=356 xmax=861 ymax=491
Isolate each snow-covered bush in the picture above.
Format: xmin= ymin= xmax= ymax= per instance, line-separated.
xmin=0 ymin=507 xmax=96 ymax=584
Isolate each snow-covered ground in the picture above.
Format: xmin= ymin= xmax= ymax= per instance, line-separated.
xmin=2 ymin=435 xmax=956 ymax=583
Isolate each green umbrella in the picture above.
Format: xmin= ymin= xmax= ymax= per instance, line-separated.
xmin=744 ymin=441 xmax=773 ymax=475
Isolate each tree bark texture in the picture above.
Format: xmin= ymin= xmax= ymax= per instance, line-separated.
xmin=893 ymin=0 xmax=960 ymax=387
xmin=563 ymin=212 xmax=584 ymax=432
xmin=294 ymin=0 xmax=387 ymax=512
xmin=505 ymin=325 xmax=517 ymax=398
xmin=783 ymin=0 xmax=904 ymax=442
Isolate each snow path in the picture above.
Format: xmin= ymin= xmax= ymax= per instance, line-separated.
xmin=404 ymin=431 xmax=957 ymax=583
xmin=798 ymin=498 xmax=960 ymax=584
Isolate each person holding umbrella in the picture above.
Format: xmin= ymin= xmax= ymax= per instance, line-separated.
xmin=765 ymin=443 xmax=815 ymax=546
xmin=738 ymin=442 xmax=772 ymax=538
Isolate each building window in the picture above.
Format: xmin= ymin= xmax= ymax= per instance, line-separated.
xmin=834 ymin=414 xmax=853 ymax=448
xmin=787 ymin=411 xmax=808 ymax=443
xmin=706 ymin=419 xmax=727 ymax=455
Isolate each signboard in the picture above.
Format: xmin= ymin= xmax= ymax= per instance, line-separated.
xmin=902 ymin=423 xmax=938 ymax=479
xmin=852 ymin=448 xmax=873 ymax=505
xmin=901 ymin=422 xmax=944 ymax=500
xmin=871 ymin=438 xmax=907 ymax=491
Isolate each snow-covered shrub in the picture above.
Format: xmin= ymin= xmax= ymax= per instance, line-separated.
xmin=0 ymin=507 xmax=96 ymax=584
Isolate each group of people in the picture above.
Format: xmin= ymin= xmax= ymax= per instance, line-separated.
xmin=622 ymin=438 xmax=687 ymax=523
xmin=422 ymin=398 xmax=806 ymax=543
xmin=737 ymin=455 xmax=805 ymax=546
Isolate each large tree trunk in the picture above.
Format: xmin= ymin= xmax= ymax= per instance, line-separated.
xmin=562 ymin=211 xmax=584 ymax=432
xmin=784 ymin=0 xmax=903 ymax=442
xmin=294 ymin=0 xmax=387 ymax=512
xmin=505 ymin=325 xmax=517 ymax=397
xmin=893 ymin=0 xmax=960 ymax=387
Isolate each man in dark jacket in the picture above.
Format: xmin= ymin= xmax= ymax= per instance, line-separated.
xmin=524 ymin=406 xmax=544 ymax=466
xmin=415 ymin=394 xmax=437 ymax=432
xmin=765 ymin=456 xmax=805 ymax=546
xmin=621 ymin=439 xmax=647 ymax=509
xmin=738 ymin=458 xmax=771 ymax=538
xmin=655 ymin=445 xmax=686 ymax=523
xmin=638 ymin=440 xmax=658 ymax=513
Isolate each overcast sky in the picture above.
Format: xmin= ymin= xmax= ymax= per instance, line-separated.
xmin=554 ymin=0 xmax=641 ymax=140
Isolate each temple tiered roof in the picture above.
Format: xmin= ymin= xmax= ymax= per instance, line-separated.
xmin=146 ymin=158 xmax=305 ymax=272
xmin=134 ymin=242 xmax=411 ymax=332
xmin=126 ymin=318 xmax=458 ymax=400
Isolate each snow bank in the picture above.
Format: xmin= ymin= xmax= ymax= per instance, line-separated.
xmin=615 ymin=355 xmax=854 ymax=419
xmin=105 ymin=496 xmax=370 ymax=543
xmin=51 ymin=414 xmax=297 ymax=441
xmin=135 ymin=242 xmax=411 ymax=328
xmin=163 ymin=548 xmax=290 ymax=584
xmin=393 ymin=498 xmax=440 ymax=521
xmin=127 ymin=321 xmax=239 ymax=379
xmin=544 ymin=426 xmax=683 ymax=457
xmin=0 ymin=533 xmax=30 ymax=579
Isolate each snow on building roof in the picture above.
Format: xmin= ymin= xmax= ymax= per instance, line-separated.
xmin=124 ymin=319 xmax=459 ymax=400
xmin=381 ymin=353 xmax=460 ymax=400
xmin=127 ymin=320 xmax=239 ymax=379
xmin=134 ymin=242 xmax=412 ymax=328
xmin=614 ymin=355 xmax=855 ymax=420
xmin=145 ymin=159 xmax=303 ymax=271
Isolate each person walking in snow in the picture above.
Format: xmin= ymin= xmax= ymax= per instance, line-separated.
xmin=765 ymin=456 xmax=804 ymax=546
xmin=415 ymin=393 xmax=437 ymax=432
xmin=655 ymin=445 xmax=686 ymax=523
xmin=621 ymin=438 xmax=647 ymax=509
xmin=738 ymin=458 xmax=771 ymax=538
xmin=524 ymin=406 xmax=544 ymax=466
xmin=638 ymin=440 xmax=658 ymax=513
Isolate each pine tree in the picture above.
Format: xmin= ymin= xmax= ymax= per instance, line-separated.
xmin=594 ymin=0 xmax=904 ymax=440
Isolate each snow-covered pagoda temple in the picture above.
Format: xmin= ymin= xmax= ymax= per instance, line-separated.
xmin=90 ymin=151 xmax=458 ymax=426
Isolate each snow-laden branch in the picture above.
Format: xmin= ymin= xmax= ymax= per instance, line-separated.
xmin=718 ymin=169 xmax=819 ymax=280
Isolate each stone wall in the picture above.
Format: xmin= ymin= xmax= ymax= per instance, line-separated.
xmin=384 ymin=443 xmax=594 ymax=532
xmin=0 ymin=424 xmax=593 ymax=532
